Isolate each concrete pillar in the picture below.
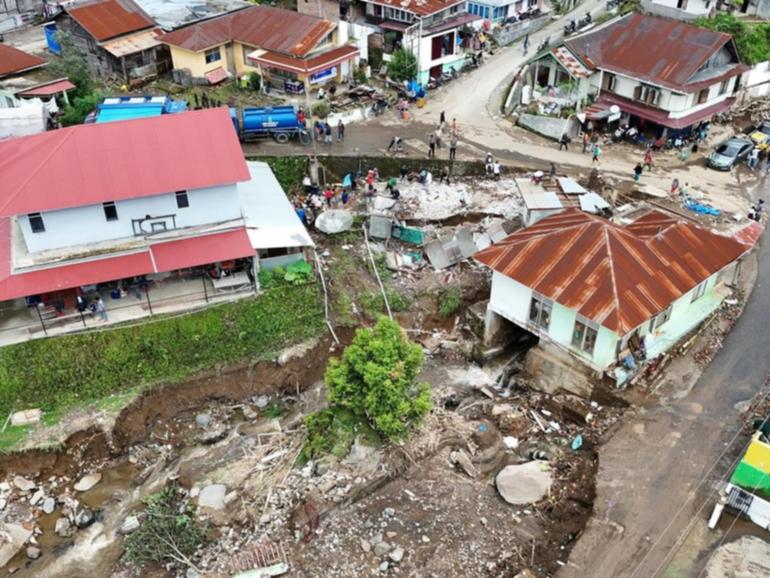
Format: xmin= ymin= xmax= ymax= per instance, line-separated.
xmin=483 ymin=306 xmax=505 ymax=347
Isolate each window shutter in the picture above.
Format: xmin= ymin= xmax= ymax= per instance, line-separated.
xmin=633 ymin=85 xmax=642 ymax=101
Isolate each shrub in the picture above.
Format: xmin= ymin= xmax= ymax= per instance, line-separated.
xmin=388 ymin=49 xmax=418 ymax=83
xmin=324 ymin=317 xmax=432 ymax=441
xmin=695 ymin=14 xmax=770 ymax=65
xmin=438 ymin=287 xmax=463 ymax=318
xmin=360 ymin=290 xmax=410 ymax=318
xmin=299 ymin=406 xmax=379 ymax=463
xmin=312 ymin=101 xmax=330 ymax=119
xmin=258 ymin=261 xmax=313 ymax=288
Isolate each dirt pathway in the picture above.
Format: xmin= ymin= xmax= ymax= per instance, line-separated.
xmin=559 ymin=181 xmax=770 ymax=578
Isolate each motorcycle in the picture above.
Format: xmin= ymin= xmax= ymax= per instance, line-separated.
xmin=578 ymin=12 xmax=592 ymax=28
xmin=537 ymin=36 xmax=550 ymax=52
xmin=606 ymin=0 xmax=620 ymax=9
xmin=564 ymin=20 xmax=576 ymax=35
xmin=370 ymin=99 xmax=389 ymax=117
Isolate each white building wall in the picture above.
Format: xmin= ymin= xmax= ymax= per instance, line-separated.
xmin=337 ymin=20 xmax=373 ymax=61
xmin=488 ymin=272 xmax=532 ymax=325
xmin=19 ymin=184 xmax=243 ymax=253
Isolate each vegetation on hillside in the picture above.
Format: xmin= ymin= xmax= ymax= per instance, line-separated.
xmin=695 ymin=14 xmax=770 ymax=65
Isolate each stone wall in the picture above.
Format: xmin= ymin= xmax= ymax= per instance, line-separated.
xmin=517 ymin=112 xmax=578 ymax=141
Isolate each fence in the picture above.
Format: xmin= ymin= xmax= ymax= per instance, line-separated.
xmin=492 ymin=14 xmax=550 ymax=47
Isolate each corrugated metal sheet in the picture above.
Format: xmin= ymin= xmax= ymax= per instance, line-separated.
xmin=0 ymin=44 xmax=47 ymax=78
xmin=522 ymin=191 xmax=562 ymax=210
xmin=160 ymin=5 xmax=335 ymax=57
xmin=0 ymin=108 xmax=250 ymax=216
xmin=248 ymin=44 xmax=359 ymax=74
xmin=101 ymin=28 xmax=162 ymax=57
xmin=15 ymin=79 xmax=75 ymax=97
xmin=474 ymin=209 xmax=748 ymax=334
xmin=151 ymin=228 xmax=254 ymax=271
xmin=67 ymin=0 xmax=155 ymax=42
xmin=565 ymin=13 xmax=744 ymax=92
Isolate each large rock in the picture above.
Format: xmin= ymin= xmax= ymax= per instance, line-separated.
xmin=12 ymin=476 xmax=35 ymax=492
xmin=0 ymin=523 xmax=33 ymax=567
xmin=73 ymin=473 xmax=102 ymax=492
xmin=26 ymin=546 xmax=41 ymax=560
xmin=495 ymin=462 xmax=553 ymax=505
xmin=119 ymin=515 xmax=140 ymax=535
xmin=449 ymin=450 xmax=477 ymax=478
xmin=198 ymin=422 xmax=227 ymax=445
xmin=75 ymin=508 xmax=95 ymax=529
xmin=54 ymin=517 xmax=74 ymax=538
xmin=195 ymin=414 xmax=211 ymax=428
xmin=42 ymin=498 xmax=56 ymax=515
xmin=29 ymin=490 xmax=44 ymax=506
xmin=198 ymin=484 xmax=227 ymax=510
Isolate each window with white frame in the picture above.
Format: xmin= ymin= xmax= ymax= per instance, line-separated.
xmin=691 ymin=280 xmax=708 ymax=303
xmin=571 ymin=318 xmax=599 ymax=354
xmin=635 ymin=83 xmax=661 ymax=106
xmin=649 ymin=304 xmax=673 ymax=332
xmin=528 ymin=294 xmax=552 ymax=330
xmin=205 ymin=47 xmax=222 ymax=64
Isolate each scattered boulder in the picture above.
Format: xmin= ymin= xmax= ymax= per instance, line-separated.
xmin=10 ymin=409 xmax=41 ymax=427
xmin=360 ymin=538 xmax=371 ymax=553
xmin=42 ymin=498 xmax=55 ymax=515
xmin=29 ymin=490 xmax=44 ymax=506
xmin=25 ymin=546 xmax=41 ymax=560
xmin=198 ymin=422 xmax=227 ymax=444
xmin=198 ymin=484 xmax=227 ymax=511
xmin=12 ymin=476 xmax=35 ymax=492
xmin=255 ymin=395 xmax=270 ymax=409
xmin=119 ymin=515 xmax=140 ymax=535
xmin=73 ymin=473 xmax=102 ymax=493
xmin=74 ymin=508 xmax=95 ymax=529
xmin=241 ymin=406 xmax=258 ymax=420
xmin=373 ymin=541 xmax=391 ymax=557
xmin=195 ymin=414 xmax=211 ymax=428
xmin=0 ymin=482 xmax=10 ymax=492
xmin=389 ymin=547 xmax=405 ymax=563
xmin=186 ymin=569 xmax=200 ymax=578
xmin=379 ymin=561 xmax=389 ymax=573
xmin=496 ymin=462 xmax=553 ymax=505
xmin=449 ymin=450 xmax=477 ymax=478
xmin=0 ymin=498 xmax=6 ymax=511
xmin=54 ymin=517 xmax=74 ymax=538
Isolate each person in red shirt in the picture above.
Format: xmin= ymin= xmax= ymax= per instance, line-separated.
xmin=323 ymin=187 xmax=334 ymax=206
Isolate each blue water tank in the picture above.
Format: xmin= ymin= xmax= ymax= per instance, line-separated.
xmin=241 ymin=106 xmax=300 ymax=132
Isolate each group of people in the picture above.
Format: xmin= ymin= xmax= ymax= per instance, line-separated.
xmin=484 ymin=152 xmax=502 ymax=179
xmin=313 ymin=118 xmax=345 ymax=144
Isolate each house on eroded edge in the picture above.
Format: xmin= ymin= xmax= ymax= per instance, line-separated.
xmin=474 ymin=208 xmax=760 ymax=396
xmin=0 ymin=107 xmax=312 ymax=345
xmin=525 ymin=13 xmax=748 ymax=139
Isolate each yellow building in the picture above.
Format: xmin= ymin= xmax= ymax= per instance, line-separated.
xmin=160 ymin=5 xmax=359 ymax=89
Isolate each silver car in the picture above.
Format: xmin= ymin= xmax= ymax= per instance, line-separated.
xmin=707 ymin=137 xmax=753 ymax=170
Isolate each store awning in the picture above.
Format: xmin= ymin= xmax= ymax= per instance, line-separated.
xmin=379 ymin=20 xmax=410 ymax=32
xmin=248 ymin=44 xmax=359 ymax=75
xmin=15 ymin=79 xmax=76 ymax=98
xmin=151 ymin=228 xmax=255 ymax=272
xmin=590 ymin=93 xmax=737 ymax=130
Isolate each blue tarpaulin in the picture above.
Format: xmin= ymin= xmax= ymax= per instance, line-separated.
xmin=45 ymin=23 xmax=61 ymax=55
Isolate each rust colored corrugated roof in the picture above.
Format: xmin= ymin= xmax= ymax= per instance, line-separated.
xmin=367 ymin=0 xmax=466 ymax=17
xmin=249 ymin=44 xmax=359 ymax=74
xmin=0 ymin=44 xmax=47 ymax=78
xmin=159 ymin=5 xmax=335 ymax=56
xmin=474 ymin=209 xmax=748 ymax=334
xmin=67 ymin=0 xmax=155 ymax=42
xmin=565 ymin=13 xmax=741 ymax=92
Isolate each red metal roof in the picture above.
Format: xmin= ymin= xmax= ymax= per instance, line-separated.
xmin=733 ymin=221 xmax=764 ymax=248
xmin=15 ymin=79 xmax=76 ymax=97
xmin=0 ymin=44 xmax=47 ymax=78
xmin=593 ymin=93 xmax=736 ymax=130
xmin=66 ymin=0 xmax=155 ymax=42
xmin=159 ymin=5 xmax=335 ymax=56
xmin=151 ymin=229 xmax=254 ymax=271
xmin=0 ymin=221 xmax=255 ymax=301
xmin=565 ymin=13 xmax=744 ymax=92
xmin=367 ymin=0 xmax=466 ymax=17
xmin=249 ymin=44 xmax=359 ymax=75
xmin=0 ymin=107 xmax=249 ymax=217
xmin=474 ymin=209 xmax=749 ymax=334
xmin=205 ymin=67 xmax=229 ymax=85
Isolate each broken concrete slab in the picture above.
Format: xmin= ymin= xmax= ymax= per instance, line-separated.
xmin=10 ymin=409 xmax=41 ymax=427
xmin=73 ymin=473 xmax=102 ymax=492
xmin=496 ymin=461 xmax=553 ymax=505
xmin=0 ymin=523 xmax=33 ymax=568
xmin=449 ymin=450 xmax=477 ymax=478
xmin=198 ymin=484 xmax=227 ymax=510
xmin=12 ymin=476 xmax=35 ymax=492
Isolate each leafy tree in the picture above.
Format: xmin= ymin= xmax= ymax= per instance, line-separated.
xmin=123 ymin=485 xmax=204 ymax=572
xmin=325 ymin=317 xmax=432 ymax=440
xmin=388 ymin=49 xmax=418 ymax=83
xmin=695 ymin=14 xmax=769 ymax=65
xmin=49 ymin=31 xmax=94 ymax=99
xmin=59 ymin=91 xmax=102 ymax=126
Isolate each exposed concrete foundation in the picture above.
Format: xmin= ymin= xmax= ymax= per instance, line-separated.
xmin=524 ymin=342 xmax=597 ymax=398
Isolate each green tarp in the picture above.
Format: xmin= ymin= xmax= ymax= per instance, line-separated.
xmin=731 ymin=460 xmax=770 ymax=499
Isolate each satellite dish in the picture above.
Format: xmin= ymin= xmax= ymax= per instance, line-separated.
xmin=610 ymin=105 xmax=620 ymax=114
xmin=315 ymin=210 xmax=354 ymax=234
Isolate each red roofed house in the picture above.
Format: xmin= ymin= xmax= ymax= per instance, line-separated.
xmin=160 ymin=5 xmax=360 ymax=89
xmin=526 ymin=13 xmax=748 ymax=137
xmin=0 ymin=107 xmax=312 ymax=343
xmin=48 ymin=0 xmax=171 ymax=83
xmin=0 ymin=43 xmax=47 ymax=79
xmin=475 ymin=208 xmax=755 ymax=393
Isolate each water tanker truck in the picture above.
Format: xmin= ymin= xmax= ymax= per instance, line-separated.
xmin=229 ymin=105 xmax=310 ymax=144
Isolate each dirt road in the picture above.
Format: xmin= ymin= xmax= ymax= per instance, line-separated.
xmin=560 ymin=181 xmax=770 ymax=578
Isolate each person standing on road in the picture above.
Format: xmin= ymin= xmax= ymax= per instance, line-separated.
xmin=324 ymin=122 xmax=333 ymax=144
xmin=449 ymin=133 xmax=458 ymax=160
xmin=440 ymin=110 xmax=446 ymax=127
xmin=96 ymin=296 xmax=107 ymax=322
xmin=337 ymin=119 xmax=345 ymax=142
xmin=582 ymin=132 xmax=591 ymax=153
xmin=643 ymin=148 xmax=654 ymax=171
xmin=428 ymin=133 xmax=436 ymax=158
xmin=592 ymin=143 xmax=601 ymax=164
xmin=633 ymin=163 xmax=643 ymax=182
xmin=748 ymin=146 xmax=760 ymax=170
xmin=387 ymin=135 xmax=402 ymax=153
xmin=493 ymin=160 xmax=501 ymax=180
xmin=451 ymin=117 xmax=458 ymax=133
xmin=523 ymin=34 xmax=529 ymax=56
xmin=549 ymin=162 xmax=556 ymax=178
xmin=559 ymin=133 xmax=570 ymax=151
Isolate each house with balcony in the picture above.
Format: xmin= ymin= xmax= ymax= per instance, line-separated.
xmin=360 ymin=0 xmax=478 ymax=84
xmin=160 ymin=5 xmax=360 ymax=89
xmin=640 ymin=0 xmax=714 ymax=21
xmin=46 ymin=0 xmax=171 ymax=84
xmin=526 ymin=13 xmax=747 ymax=137
xmin=0 ymin=107 xmax=312 ymax=344
xmin=475 ymin=208 xmax=756 ymax=395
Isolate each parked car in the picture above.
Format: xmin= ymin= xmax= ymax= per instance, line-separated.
xmin=707 ymin=137 xmax=753 ymax=170
xmin=748 ymin=120 xmax=770 ymax=149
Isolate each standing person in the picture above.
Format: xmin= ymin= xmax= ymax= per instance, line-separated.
xmin=449 ymin=133 xmax=458 ymax=160
xmin=428 ymin=133 xmax=436 ymax=158
xmin=523 ymin=33 xmax=529 ymax=56
xmin=670 ymin=178 xmax=680 ymax=196
xmin=323 ymin=186 xmax=334 ymax=206
xmin=96 ymin=296 xmax=107 ymax=322
xmin=386 ymin=176 xmax=398 ymax=195
xmin=549 ymin=162 xmax=556 ymax=178
xmin=337 ymin=119 xmax=345 ymax=142
xmin=324 ymin=122 xmax=333 ymax=144
xmin=440 ymin=110 xmax=446 ymax=127
xmin=559 ymin=133 xmax=570 ymax=151
xmin=297 ymin=108 xmax=306 ymax=127
xmin=485 ymin=152 xmax=494 ymax=175
xmin=748 ymin=146 xmax=760 ymax=171
xmin=591 ymin=143 xmax=601 ymax=164
xmin=439 ymin=165 xmax=451 ymax=184
xmin=451 ymin=117 xmax=458 ymax=133
xmin=643 ymin=148 xmax=654 ymax=172
xmin=633 ymin=163 xmax=643 ymax=182
xmin=387 ymin=135 xmax=402 ymax=152
xmin=493 ymin=160 xmax=501 ymax=180
xmin=582 ymin=132 xmax=591 ymax=154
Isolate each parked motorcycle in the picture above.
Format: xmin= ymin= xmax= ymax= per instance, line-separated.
xmin=606 ymin=0 xmax=621 ymax=9
xmin=537 ymin=37 xmax=550 ymax=52
xmin=564 ymin=20 xmax=577 ymax=35
xmin=578 ymin=12 xmax=592 ymax=28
